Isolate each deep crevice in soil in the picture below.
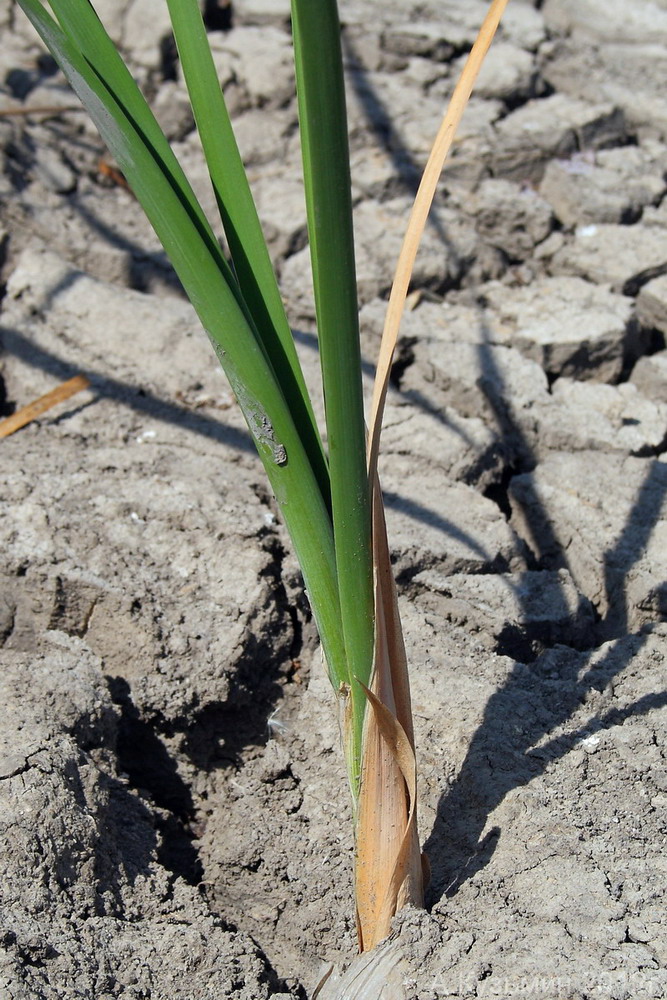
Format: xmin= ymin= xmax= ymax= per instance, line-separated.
xmin=203 ymin=0 xmax=234 ymax=32
xmin=0 ymin=369 xmax=12 ymax=418
xmin=483 ymin=463 xmax=519 ymax=523
xmin=102 ymin=511 xmax=312 ymax=897
xmin=107 ymin=676 xmax=204 ymax=886
xmin=159 ymin=34 xmax=179 ymax=82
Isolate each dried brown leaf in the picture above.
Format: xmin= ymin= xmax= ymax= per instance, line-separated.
xmin=354 ymin=477 xmax=423 ymax=951
xmin=367 ymin=0 xmax=510 ymax=481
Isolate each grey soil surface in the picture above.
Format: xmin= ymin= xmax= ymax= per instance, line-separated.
xmin=1 ymin=1 xmax=666 ymax=997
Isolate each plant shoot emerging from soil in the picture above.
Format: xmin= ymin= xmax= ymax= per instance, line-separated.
xmin=15 ymin=0 xmax=507 ymax=952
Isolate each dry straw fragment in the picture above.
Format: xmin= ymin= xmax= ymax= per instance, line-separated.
xmin=0 ymin=374 xmax=90 ymax=439
xmin=355 ymin=480 xmax=423 ymax=951
xmin=355 ymin=0 xmax=509 ymax=951
xmin=368 ymin=0 xmax=511 ymax=480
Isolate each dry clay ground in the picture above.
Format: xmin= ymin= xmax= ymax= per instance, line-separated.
xmin=1 ymin=0 xmax=667 ymax=997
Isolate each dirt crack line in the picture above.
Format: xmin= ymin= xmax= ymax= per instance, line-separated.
xmin=0 ymin=747 xmax=49 ymax=781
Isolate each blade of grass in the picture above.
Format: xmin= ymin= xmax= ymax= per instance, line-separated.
xmin=16 ymin=0 xmax=350 ymax=693
xmin=291 ymin=0 xmax=374 ymax=789
xmin=165 ymin=0 xmax=330 ymax=509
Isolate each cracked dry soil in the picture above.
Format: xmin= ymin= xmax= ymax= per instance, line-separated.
xmin=1 ymin=0 xmax=667 ymax=997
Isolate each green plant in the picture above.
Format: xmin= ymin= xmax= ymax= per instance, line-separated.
xmin=16 ymin=0 xmax=507 ymax=952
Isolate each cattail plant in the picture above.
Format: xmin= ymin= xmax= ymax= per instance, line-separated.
xmin=16 ymin=0 xmax=507 ymax=951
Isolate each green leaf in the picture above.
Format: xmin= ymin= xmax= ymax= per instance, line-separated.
xmin=291 ymin=0 xmax=374 ymax=786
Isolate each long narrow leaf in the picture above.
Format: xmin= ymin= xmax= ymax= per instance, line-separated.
xmin=291 ymin=0 xmax=374 ymax=788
